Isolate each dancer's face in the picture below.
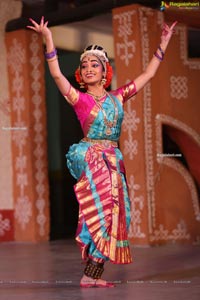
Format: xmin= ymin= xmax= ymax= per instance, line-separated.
xmin=80 ymin=55 xmax=104 ymax=86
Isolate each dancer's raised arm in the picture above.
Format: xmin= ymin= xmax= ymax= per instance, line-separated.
xmin=27 ymin=16 xmax=71 ymax=95
xmin=134 ymin=21 xmax=177 ymax=93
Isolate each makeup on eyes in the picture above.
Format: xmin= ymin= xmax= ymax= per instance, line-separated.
xmin=81 ymin=59 xmax=101 ymax=69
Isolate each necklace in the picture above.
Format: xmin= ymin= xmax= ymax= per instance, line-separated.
xmin=87 ymin=90 xmax=118 ymax=135
xmin=86 ymin=90 xmax=106 ymax=101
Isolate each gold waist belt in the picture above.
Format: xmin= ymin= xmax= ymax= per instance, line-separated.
xmin=82 ymin=137 xmax=118 ymax=148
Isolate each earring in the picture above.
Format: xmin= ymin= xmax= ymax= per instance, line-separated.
xmin=101 ymin=77 xmax=107 ymax=86
xmin=80 ymin=81 xmax=85 ymax=89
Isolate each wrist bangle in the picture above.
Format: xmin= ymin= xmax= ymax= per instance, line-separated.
xmin=154 ymin=51 xmax=163 ymax=61
xmin=158 ymin=45 xmax=164 ymax=57
xmin=154 ymin=44 xmax=164 ymax=61
xmin=46 ymin=56 xmax=58 ymax=62
xmin=45 ymin=48 xmax=57 ymax=59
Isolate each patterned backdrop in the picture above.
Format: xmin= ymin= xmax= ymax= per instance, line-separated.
xmin=112 ymin=4 xmax=200 ymax=245
xmin=0 ymin=0 xmax=22 ymax=241
xmin=4 ymin=29 xmax=49 ymax=241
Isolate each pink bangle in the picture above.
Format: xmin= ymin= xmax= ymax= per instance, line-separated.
xmin=45 ymin=48 xmax=57 ymax=59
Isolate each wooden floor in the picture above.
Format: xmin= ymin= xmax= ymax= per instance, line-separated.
xmin=0 ymin=240 xmax=200 ymax=300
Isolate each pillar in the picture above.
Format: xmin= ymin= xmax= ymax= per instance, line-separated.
xmin=112 ymin=4 xmax=200 ymax=245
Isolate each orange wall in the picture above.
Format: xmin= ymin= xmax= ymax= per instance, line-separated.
xmin=5 ymin=29 xmax=50 ymax=241
xmin=112 ymin=4 xmax=200 ymax=245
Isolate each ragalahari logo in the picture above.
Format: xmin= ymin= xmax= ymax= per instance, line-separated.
xmin=160 ymin=1 xmax=200 ymax=11
xmin=160 ymin=1 xmax=170 ymax=11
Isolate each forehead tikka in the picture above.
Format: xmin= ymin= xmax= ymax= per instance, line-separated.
xmin=81 ymin=56 xmax=99 ymax=63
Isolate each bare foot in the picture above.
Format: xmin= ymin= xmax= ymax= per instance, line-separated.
xmin=80 ymin=274 xmax=96 ymax=285
xmin=80 ymin=275 xmax=114 ymax=288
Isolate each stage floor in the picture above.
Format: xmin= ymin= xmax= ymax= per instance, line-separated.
xmin=0 ymin=240 xmax=199 ymax=300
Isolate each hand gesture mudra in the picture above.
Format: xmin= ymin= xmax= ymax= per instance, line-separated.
xmin=161 ymin=21 xmax=177 ymax=44
xmin=27 ymin=16 xmax=51 ymax=38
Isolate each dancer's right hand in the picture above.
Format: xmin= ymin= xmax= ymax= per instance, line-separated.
xmin=27 ymin=16 xmax=51 ymax=39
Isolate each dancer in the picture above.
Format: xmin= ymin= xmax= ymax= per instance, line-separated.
xmin=27 ymin=16 xmax=176 ymax=288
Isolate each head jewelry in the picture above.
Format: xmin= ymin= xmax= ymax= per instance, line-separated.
xmin=80 ymin=45 xmax=109 ymax=72
xmin=75 ymin=44 xmax=113 ymax=89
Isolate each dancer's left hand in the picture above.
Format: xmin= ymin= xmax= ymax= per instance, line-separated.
xmin=161 ymin=21 xmax=177 ymax=45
